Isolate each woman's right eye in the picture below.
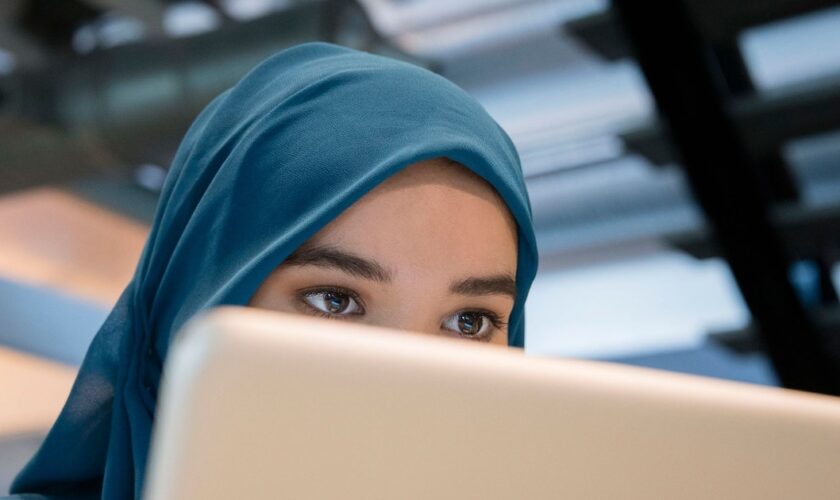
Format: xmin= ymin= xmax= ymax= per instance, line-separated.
xmin=300 ymin=288 xmax=365 ymax=317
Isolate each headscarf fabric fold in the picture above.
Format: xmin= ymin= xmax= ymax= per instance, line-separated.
xmin=11 ymin=42 xmax=538 ymax=499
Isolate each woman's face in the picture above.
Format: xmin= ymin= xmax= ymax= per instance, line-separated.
xmin=249 ymin=158 xmax=518 ymax=345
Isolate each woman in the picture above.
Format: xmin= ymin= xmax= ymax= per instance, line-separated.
xmin=11 ymin=42 xmax=538 ymax=498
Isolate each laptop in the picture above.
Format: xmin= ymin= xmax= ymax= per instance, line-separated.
xmin=144 ymin=307 xmax=840 ymax=499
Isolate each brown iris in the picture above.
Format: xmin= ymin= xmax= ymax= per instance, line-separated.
xmin=457 ymin=312 xmax=483 ymax=336
xmin=323 ymin=291 xmax=350 ymax=314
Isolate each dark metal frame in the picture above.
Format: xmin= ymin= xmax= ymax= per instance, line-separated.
xmin=611 ymin=0 xmax=840 ymax=394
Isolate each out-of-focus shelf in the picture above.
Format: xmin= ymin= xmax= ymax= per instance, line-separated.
xmin=733 ymin=73 xmax=840 ymax=154
xmin=620 ymin=72 xmax=840 ymax=168
xmin=668 ymin=202 xmax=840 ymax=261
xmin=0 ymin=346 xmax=76 ymax=437
xmin=709 ymin=305 xmax=840 ymax=355
xmin=0 ymin=188 xmax=148 ymax=306
xmin=565 ymin=11 xmax=625 ymax=61
xmin=566 ymin=1 xmax=840 ymax=61
xmin=686 ymin=0 xmax=840 ymax=42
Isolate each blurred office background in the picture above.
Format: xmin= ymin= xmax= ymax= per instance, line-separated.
xmin=2 ymin=0 xmax=840 ymax=491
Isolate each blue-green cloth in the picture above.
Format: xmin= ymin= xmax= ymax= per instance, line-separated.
xmin=10 ymin=42 xmax=538 ymax=499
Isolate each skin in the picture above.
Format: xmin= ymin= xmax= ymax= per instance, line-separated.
xmin=248 ymin=157 xmax=518 ymax=346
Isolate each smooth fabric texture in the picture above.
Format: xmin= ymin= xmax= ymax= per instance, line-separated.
xmin=10 ymin=42 xmax=539 ymax=499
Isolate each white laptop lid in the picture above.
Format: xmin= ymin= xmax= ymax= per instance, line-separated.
xmin=144 ymin=307 xmax=840 ymax=499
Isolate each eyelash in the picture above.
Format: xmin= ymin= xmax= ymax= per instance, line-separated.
xmin=471 ymin=310 xmax=506 ymax=330
xmin=444 ymin=309 xmax=506 ymax=342
xmin=297 ymin=286 xmax=366 ymax=318
xmin=294 ymin=286 xmax=506 ymax=341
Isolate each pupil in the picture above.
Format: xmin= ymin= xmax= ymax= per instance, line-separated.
xmin=325 ymin=292 xmax=347 ymax=313
xmin=458 ymin=312 xmax=482 ymax=336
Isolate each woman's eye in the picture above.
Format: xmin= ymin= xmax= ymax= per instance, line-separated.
xmin=442 ymin=311 xmax=498 ymax=340
xmin=301 ymin=289 xmax=364 ymax=316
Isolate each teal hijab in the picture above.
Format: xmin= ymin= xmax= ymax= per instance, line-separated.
xmin=11 ymin=42 xmax=538 ymax=499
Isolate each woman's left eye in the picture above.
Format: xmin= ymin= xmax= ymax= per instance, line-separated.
xmin=301 ymin=288 xmax=364 ymax=317
xmin=441 ymin=311 xmax=501 ymax=340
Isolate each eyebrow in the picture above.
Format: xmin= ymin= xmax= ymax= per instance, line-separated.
xmin=283 ymin=245 xmax=392 ymax=282
xmin=284 ymin=244 xmax=516 ymax=298
xmin=449 ymin=275 xmax=517 ymax=298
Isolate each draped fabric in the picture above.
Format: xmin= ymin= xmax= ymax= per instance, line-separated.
xmin=11 ymin=42 xmax=539 ymax=499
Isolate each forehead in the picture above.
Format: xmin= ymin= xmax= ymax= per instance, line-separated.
xmin=304 ymin=158 xmax=518 ymax=277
